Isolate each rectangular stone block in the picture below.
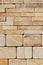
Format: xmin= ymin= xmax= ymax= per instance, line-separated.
xmin=42 ymin=35 xmax=43 ymax=46
xmin=11 ymin=0 xmax=23 ymax=3
xmin=0 ymin=35 xmax=5 ymax=46
xmin=4 ymin=0 xmax=23 ymax=3
xmin=24 ymin=30 xmax=43 ymax=34
xmin=17 ymin=47 xmax=32 ymax=59
xmin=14 ymin=17 xmax=31 ymax=25
xmin=33 ymin=47 xmax=43 ymax=58
xmin=0 ymin=4 xmax=15 ymax=8
xmin=35 ymin=8 xmax=43 ymax=12
xmin=6 ymin=30 xmax=23 ymax=35
xmin=9 ymin=59 xmax=27 ymax=65
xmin=0 ymin=59 xmax=8 ymax=65
xmin=0 ymin=8 xmax=5 ymax=12
xmin=0 ymin=30 xmax=5 ymax=34
xmin=2 ymin=26 xmax=17 ymax=30
xmin=6 ymin=8 xmax=34 ymax=12
xmin=27 ymin=59 xmax=43 ymax=65
xmin=31 ymin=0 xmax=43 ymax=3
xmin=23 ymin=35 xmax=41 ymax=46
xmin=3 ymin=0 xmax=11 ymax=3
xmin=6 ymin=35 xmax=22 ymax=46
xmin=17 ymin=26 xmax=43 ymax=30
xmin=0 ymin=47 xmax=16 ymax=58
xmin=0 ymin=17 xmax=5 ymax=22
xmin=24 ymin=0 xmax=43 ymax=3
xmin=24 ymin=0 xmax=32 ymax=3
xmin=20 ymin=13 xmax=43 ymax=16
xmin=32 ymin=16 xmax=43 ymax=22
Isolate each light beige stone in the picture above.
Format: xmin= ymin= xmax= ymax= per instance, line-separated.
xmin=24 ymin=30 xmax=43 ymax=34
xmin=10 ymin=0 xmax=23 ymax=3
xmin=0 ymin=8 xmax=5 ymax=12
xmin=24 ymin=0 xmax=32 ymax=3
xmin=6 ymin=35 xmax=22 ymax=46
xmin=0 ymin=35 xmax=5 ymax=46
xmin=17 ymin=47 xmax=32 ymax=59
xmin=9 ymin=59 xmax=27 ymax=65
xmin=23 ymin=35 xmax=41 ymax=46
xmin=0 ymin=17 xmax=5 ymax=22
xmin=31 ymin=0 xmax=43 ymax=3
xmin=2 ymin=26 xmax=17 ymax=30
xmin=33 ymin=47 xmax=43 ymax=58
xmin=3 ymin=0 xmax=11 ymax=3
xmin=27 ymin=59 xmax=43 ymax=65
xmin=0 ymin=47 xmax=16 ymax=58
xmin=6 ymin=8 xmax=34 ymax=12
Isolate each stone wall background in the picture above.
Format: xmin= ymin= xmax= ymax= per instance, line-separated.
xmin=0 ymin=0 xmax=43 ymax=65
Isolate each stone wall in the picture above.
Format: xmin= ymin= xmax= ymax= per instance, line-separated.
xmin=0 ymin=0 xmax=43 ymax=65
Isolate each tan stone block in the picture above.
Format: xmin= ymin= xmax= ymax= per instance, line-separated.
xmin=33 ymin=47 xmax=43 ymax=58
xmin=0 ymin=59 xmax=8 ymax=65
xmin=11 ymin=0 xmax=23 ymax=3
xmin=0 ymin=35 xmax=5 ymax=46
xmin=0 ymin=47 xmax=16 ymax=58
xmin=0 ymin=8 xmax=5 ymax=12
xmin=32 ymin=16 xmax=43 ymax=22
xmin=23 ymin=35 xmax=41 ymax=46
xmin=17 ymin=26 xmax=43 ymax=30
xmin=15 ymin=3 xmax=24 ymax=8
xmin=0 ymin=30 xmax=5 ymax=34
xmin=0 ymin=17 xmax=5 ymax=22
xmin=6 ymin=8 xmax=34 ymax=12
xmin=3 ymin=0 xmax=11 ymax=3
xmin=2 ymin=26 xmax=17 ymax=30
xmin=6 ymin=35 xmax=22 ymax=46
xmin=17 ymin=47 xmax=32 ymax=59
xmin=14 ymin=17 xmax=31 ymax=25
xmin=0 ymin=26 xmax=3 ymax=30
xmin=31 ymin=0 xmax=42 ymax=3
xmin=20 ymin=13 xmax=43 ymax=16
xmin=24 ymin=30 xmax=43 ymax=34
xmin=35 ymin=8 xmax=43 ymax=12
xmin=0 ymin=4 xmax=15 ymax=8
xmin=24 ymin=0 xmax=43 ymax=3
xmin=24 ymin=0 xmax=32 ymax=3
xmin=42 ymin=35 xmax=43 ymax=46
xmin=9 ymin=59 xmax=27 ymax=65
xmin=0 ymin=21 xmax=13 ymax=25
xmin=0 ymin=0 xmax=3 ymax=3
xmin=27 ymin=59 xmax=43 ymax=65
xmin=6 ymin=30 xmax=23 ymax=35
